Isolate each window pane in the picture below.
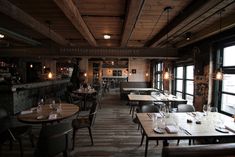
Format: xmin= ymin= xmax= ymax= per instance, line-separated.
xmin=157 ymin=74 xmax=160 ymax=81
xmin=186 ymin=66 xmax=194 ymax=79
xmin=186 ymin=81 xmax=194 ymax=95
xmin=222 ymin=74 xmax=235 ymax=94
xmin=177 ymin=67 xmax=183 ymax=78
xmin=176 ymin=80 xmax=183 ymax=92
xmin=221 ymin=93 xmax=235 ymax=115
xmin=176 ymin=92 xmax=182 ymax=98
xmin=223 ymin=46 xmax=235 ymax=67
xmin=186 ymin=95 xmax=193 ymax=105
xmin=158 ymin=63 xmax=161 ymax=71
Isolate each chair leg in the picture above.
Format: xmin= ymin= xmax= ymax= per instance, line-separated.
xmin=29 ymin=132 xmax=34 ymax=147
xmin=88 ymin=127 xmax=94 ymax=145
xmin=18 ymin=138 xmax=23 ymax=157
xmin=177 ymin=139 xmax=180 ymax=145
xmin=140 ymin=133 xmax=144 ymax=146
xmin=63 ymin=151 xmax=68 ymax=157
xmin=72 ymin=129 xmax=76 ymax=150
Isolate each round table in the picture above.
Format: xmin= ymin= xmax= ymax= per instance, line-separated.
xmin=17 ymin=103 xmax=79 ymax=124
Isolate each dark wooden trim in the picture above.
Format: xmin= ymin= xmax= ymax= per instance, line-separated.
xmin=144 ymin=0 xmax=208 ymax=47
xmin=54 ymin=0 xmax=97 ymax=47
xmin=0 ymin=0 xmax=69 ymax=46
xmin=121 ymin=0 xmax=144 ymax=47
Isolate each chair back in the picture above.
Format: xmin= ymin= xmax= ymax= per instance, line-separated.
xmin=177 ymin=104 xmax=195 ymax=112
xmin=0 ymin=108 xmax=11 ymax=133
xmin=34 ymin=122 xmax=72 ymax=157
xmin=140 ymin=104 xmax=159 ymax=113
xmin=89 ymin=101 xmax=98 ymax=126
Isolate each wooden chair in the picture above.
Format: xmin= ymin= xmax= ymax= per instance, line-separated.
xmin=34 ymin=122 xmax=72 ymax=157
xmin=72 ymin=101 xmax=98 ymax=150
xmin=0 ymin=108 xmax=34 ymax=157
xmin=129 ymin=91 xmax=140 ymax=118
xmin=138 ymin=104 xmax=160 ymax=146
xmin=177 ymin=104 xmax=195 ymax=145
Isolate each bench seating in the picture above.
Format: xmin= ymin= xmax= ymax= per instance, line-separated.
xmin=162 ymin=143 xmax=235 ymax=157
xmin=119 ymin=82 xmax=151 ymax=100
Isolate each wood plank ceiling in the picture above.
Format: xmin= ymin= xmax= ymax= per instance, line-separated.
xmin=0 ymin=0 xmax=235 ymax=56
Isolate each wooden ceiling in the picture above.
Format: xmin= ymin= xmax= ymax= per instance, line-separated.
xmin=0 ymin=0 xmax=235 ymax=57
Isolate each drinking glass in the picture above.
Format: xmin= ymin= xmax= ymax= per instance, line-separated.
xmin=202 ymin=104 xmax=208 ymax=116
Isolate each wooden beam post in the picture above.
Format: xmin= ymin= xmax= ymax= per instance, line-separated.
xmin=0 ymin=0 xmax=69 ymax=46
xmin=121 ymin=0 xmax=144 ymax=47
xmin=54 ymin=0 xmax=97 ymax=47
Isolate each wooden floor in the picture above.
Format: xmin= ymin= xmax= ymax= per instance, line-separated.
xmin=2 ymin=89 xmax=183 ymax=157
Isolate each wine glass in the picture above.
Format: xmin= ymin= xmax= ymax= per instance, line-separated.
xmin=202 ymin=104 xmax=208 ymax=116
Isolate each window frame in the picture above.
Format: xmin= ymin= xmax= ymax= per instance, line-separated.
xmin=217 ymin=44 xmax=235 ymax=116
xmin=154 ymin=62 xmax=163 ymax=91
xmin=173 ymin=65 xmax=194 ymax=105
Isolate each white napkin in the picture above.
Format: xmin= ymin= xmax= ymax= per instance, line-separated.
xmin=21 ymin=110 xmax=33 ymax=115
xmin=48 ymin=114 xmax=57 ymax=120
xmin=165 ymin=125 xmax=178 ymax=133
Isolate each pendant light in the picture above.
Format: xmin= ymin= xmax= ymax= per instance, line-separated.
xmin=215 ymin=10 xmax=224 ymax=80
xmin=163 ymin=6 xmax=172 ymax=80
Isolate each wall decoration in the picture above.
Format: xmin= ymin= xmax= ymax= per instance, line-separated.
xmin=132 ymin=69 xmax=136 ymax=74
xmin=113 ymin=70 xmax=117 ymax=76
xmin=118 ymin=70 xmax=122 ymax=76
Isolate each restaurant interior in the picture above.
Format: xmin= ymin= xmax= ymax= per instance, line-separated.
xmin=1 ymin=0 xmax=235 ymax=157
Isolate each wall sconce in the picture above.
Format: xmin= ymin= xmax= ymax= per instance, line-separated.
xmin=30 ymin=64 xmax=33 ymax=68
xmin=43 ymin=65 xmax=46 ymax=69
xmin=129 ymin=72 xmax=132 ymax=76
xmin=48 ymin=72 xmax=53 ymax=79
xmin=84 ymin=72 xmax=87 ymax=77
xmin=145 ymin=72 xmax=149 ymax=77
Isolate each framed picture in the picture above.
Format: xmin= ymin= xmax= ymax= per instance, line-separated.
xmin=113 ymin=70 xmax=117 ymax=76
xmin=132 ymin=69 xmax=136 ymax=74
xmin=118 ymin=70 xmax=122 ymax=76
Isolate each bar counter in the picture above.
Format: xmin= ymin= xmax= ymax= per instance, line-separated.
xmin=0 ymin=79 xmax=70 ymax=114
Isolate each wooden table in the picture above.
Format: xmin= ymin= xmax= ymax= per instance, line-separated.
xmin=137 ymin=112 xmax=235 ymax=157
xmin=123 ymin=88 xmax=158 ymax=92
xmin=128 ymin=94 xmax=156 ymax=101
xmin=17 ymin=103 xmax=79 ymax=124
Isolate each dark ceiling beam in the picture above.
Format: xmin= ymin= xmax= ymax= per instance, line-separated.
xmin=144 ymin=0 xmax=209 ymax=47
xmin=0 ymin=47 xmax=178 ymax=59
xmin=0 ymin=0 xmax=69 ymax=46
xmin=121 ymin=0 xmax=145 ymax=47
xmin=54 ymin=0 xmax=97 ymax=47
xmin=176 ymin=13 xmax=235 ymax=48
xmin=0 ymin=27 xmax=41 ymax=46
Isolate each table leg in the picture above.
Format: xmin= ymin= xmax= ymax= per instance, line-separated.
xmin=145 ymin=138 xmax=149 ymax=157
xmin=163 ymin=140 xmax=169 ymax=146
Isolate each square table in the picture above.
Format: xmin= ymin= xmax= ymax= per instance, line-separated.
xmin=137 ymin=112 xmax=235 ymax=157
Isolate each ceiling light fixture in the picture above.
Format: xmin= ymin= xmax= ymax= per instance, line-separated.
xmin=163 ymin=6 xmax=173 ymax=80
xmin=104 ymin=34 xmax=111 ymax=39
xmin=214 ymin=9 xmax=224 ymax=81
xmin=0 ymin=34 xmax=4 ymax=38
xmin=185 ymin=32 xmax=192 ymax=41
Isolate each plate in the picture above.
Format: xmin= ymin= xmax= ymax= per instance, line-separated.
xmin=36 ymin=115 xmax=45 ymax=120
xmin=153 ymin=127 xmax=165 ymax=134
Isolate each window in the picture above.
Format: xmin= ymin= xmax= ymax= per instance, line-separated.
xmin=174 ymin=65 xmax=194 ymax=105
xmin=155 ymin=63 xmax=163 ymax=91
xmin=219 ymin=45 xmax=235 ymax=115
